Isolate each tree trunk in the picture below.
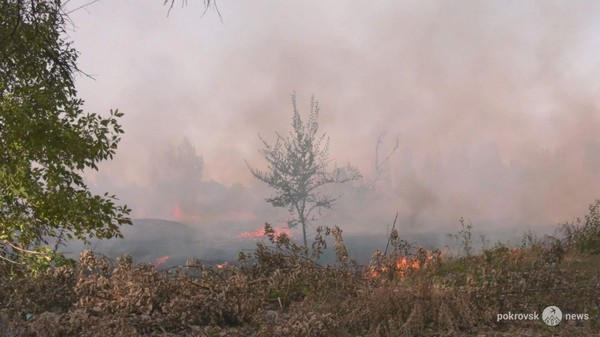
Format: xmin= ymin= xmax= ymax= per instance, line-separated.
xmin=297 ymin=203 xmax=308 ymax=251
xmin=302 ymin=221 xmax=308 ymax=251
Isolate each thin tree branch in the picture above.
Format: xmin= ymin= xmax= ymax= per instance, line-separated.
xmin=2 ymin=240 xmax=46 ymax=255
xmin=64 ymin=0 xmax=101 ymax=15
xmin=384 ymin=211 xmax=399 ymax=256
xmin=0 ymin=253 xmax=24 ymax=265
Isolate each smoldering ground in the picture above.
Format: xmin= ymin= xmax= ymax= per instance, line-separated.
xmin=62 ymin=0 xmax=600 ymax=262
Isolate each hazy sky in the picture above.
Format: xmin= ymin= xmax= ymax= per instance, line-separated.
xmin=67 ymin=0 xmax=600 ymax=237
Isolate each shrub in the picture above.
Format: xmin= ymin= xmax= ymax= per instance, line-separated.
xmin=561 ymin=200 xmax=600 ymax=254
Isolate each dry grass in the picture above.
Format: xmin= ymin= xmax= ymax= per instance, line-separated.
xmin=1 ymin=220 xmax=600 ymax=337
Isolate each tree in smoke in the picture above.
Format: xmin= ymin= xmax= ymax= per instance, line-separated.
xmin=368 ymin=132 xmax=399 ymax=189
xmin=246 ymin=95 xmax=361 ymax=250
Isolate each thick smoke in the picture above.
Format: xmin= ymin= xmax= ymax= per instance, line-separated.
xmin=71 ymin=0 xmax=600 ymax=259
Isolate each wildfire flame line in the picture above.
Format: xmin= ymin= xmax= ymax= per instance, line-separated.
xmin=154 ymin=255 xmax=169 ymax=267
xmin=239 ymin=225 xmax=291 ymax=239
xmin=215 ymin=261 xmax=229 ymax=269
xmin=172 ymin=203 xmax=202 ymax=222
xmin=369 ymin=251 xmax=441 ymax=279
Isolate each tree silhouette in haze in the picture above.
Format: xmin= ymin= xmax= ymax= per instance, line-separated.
xmin=246 ymin=95 xmax=361 ymax=250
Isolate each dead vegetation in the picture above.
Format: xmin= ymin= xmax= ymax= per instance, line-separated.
xmin=3 ymin=202 xmax=600 ymax=336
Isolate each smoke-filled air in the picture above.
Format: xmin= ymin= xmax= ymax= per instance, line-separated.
xmin=68 ymin=0 xmax=600 ymax=261
xmin=2 ymin=1 xmax=600 ymax=335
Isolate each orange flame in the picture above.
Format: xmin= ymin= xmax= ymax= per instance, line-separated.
xmin=154 ymin=255 xmax=169 ymax=266
xmin=172 ymin=203 xmax=201 ymax=222
xmin=239 ymin=224 xmax=292 ymax=239
xmin=396 ymin=256 xmax=408 ymax=269
xmin=369 ymin=251 xmax=441 ymax=279
xmin=172 ymin=204 xmax=184 ymax=221
xmin=216 ymin=261 xmax=229 ymax=269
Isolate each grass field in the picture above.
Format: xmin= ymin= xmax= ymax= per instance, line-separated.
xmin=2 ymin=203 xmax=600 ymax=337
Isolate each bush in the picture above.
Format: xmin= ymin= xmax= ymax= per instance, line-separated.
xmin=561 ymin=200 xmax=600 ymax=254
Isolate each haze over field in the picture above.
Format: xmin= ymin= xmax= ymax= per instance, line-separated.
xmin=65 ymin=1 xmax=600 ymax=257
xmin=6 ymin=2 xmax=600 ymax=335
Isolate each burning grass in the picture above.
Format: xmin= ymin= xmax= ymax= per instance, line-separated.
xmin=3 ymin=205 xmax=600 ymax=336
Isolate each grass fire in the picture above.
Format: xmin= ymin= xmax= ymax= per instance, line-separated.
xmin=3 ymin=214 xmax=600 ymax=336
xmin=2 ymin=1 xmax=600 ymax=336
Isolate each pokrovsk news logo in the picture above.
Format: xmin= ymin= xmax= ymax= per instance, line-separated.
xmin=497 ymin=305 xmax=589 ymax=326
xmin=541 ymin=306 xmax=562 ymax=327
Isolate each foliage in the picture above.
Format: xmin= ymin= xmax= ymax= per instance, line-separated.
xmin=0 ymin=0 xmax=131 ymax=270
xmin=561 ymin=199 xmax=600 ymax=254
xmin=246 ymin=94 xmax=361 ymax=249
xmin=447 ymin=217 xmax=473 ymax=257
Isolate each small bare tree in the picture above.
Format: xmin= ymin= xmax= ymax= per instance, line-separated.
xmin=246 ymin=94 xmax=361 ymax=249
xmin=369 ymin=132 xmax=399 ymax=188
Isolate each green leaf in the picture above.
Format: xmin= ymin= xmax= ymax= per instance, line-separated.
xmin=0 ymin=1 xmax=130 ymax=272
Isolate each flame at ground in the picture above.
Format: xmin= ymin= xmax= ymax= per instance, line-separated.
xmin=396 ymin=256 xmax=409 ymax=270
xmin=172 ymin=204 xmax=184 ymax=221
xmin=369 ymin=251 xmax=441 ymax=279
xmin=239 ymin=224 xmax=292 ymax=239
xmin=172 ymin=203 xmax=202 ymax=222
xmin=154 ymin=255 xmax=169 ymax=266
xmin=216 ymin=261 xmax=229 ymax=269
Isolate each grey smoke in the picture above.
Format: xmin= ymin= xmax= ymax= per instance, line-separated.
xmin=63 ymin=0 xmax=600 ymax=260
